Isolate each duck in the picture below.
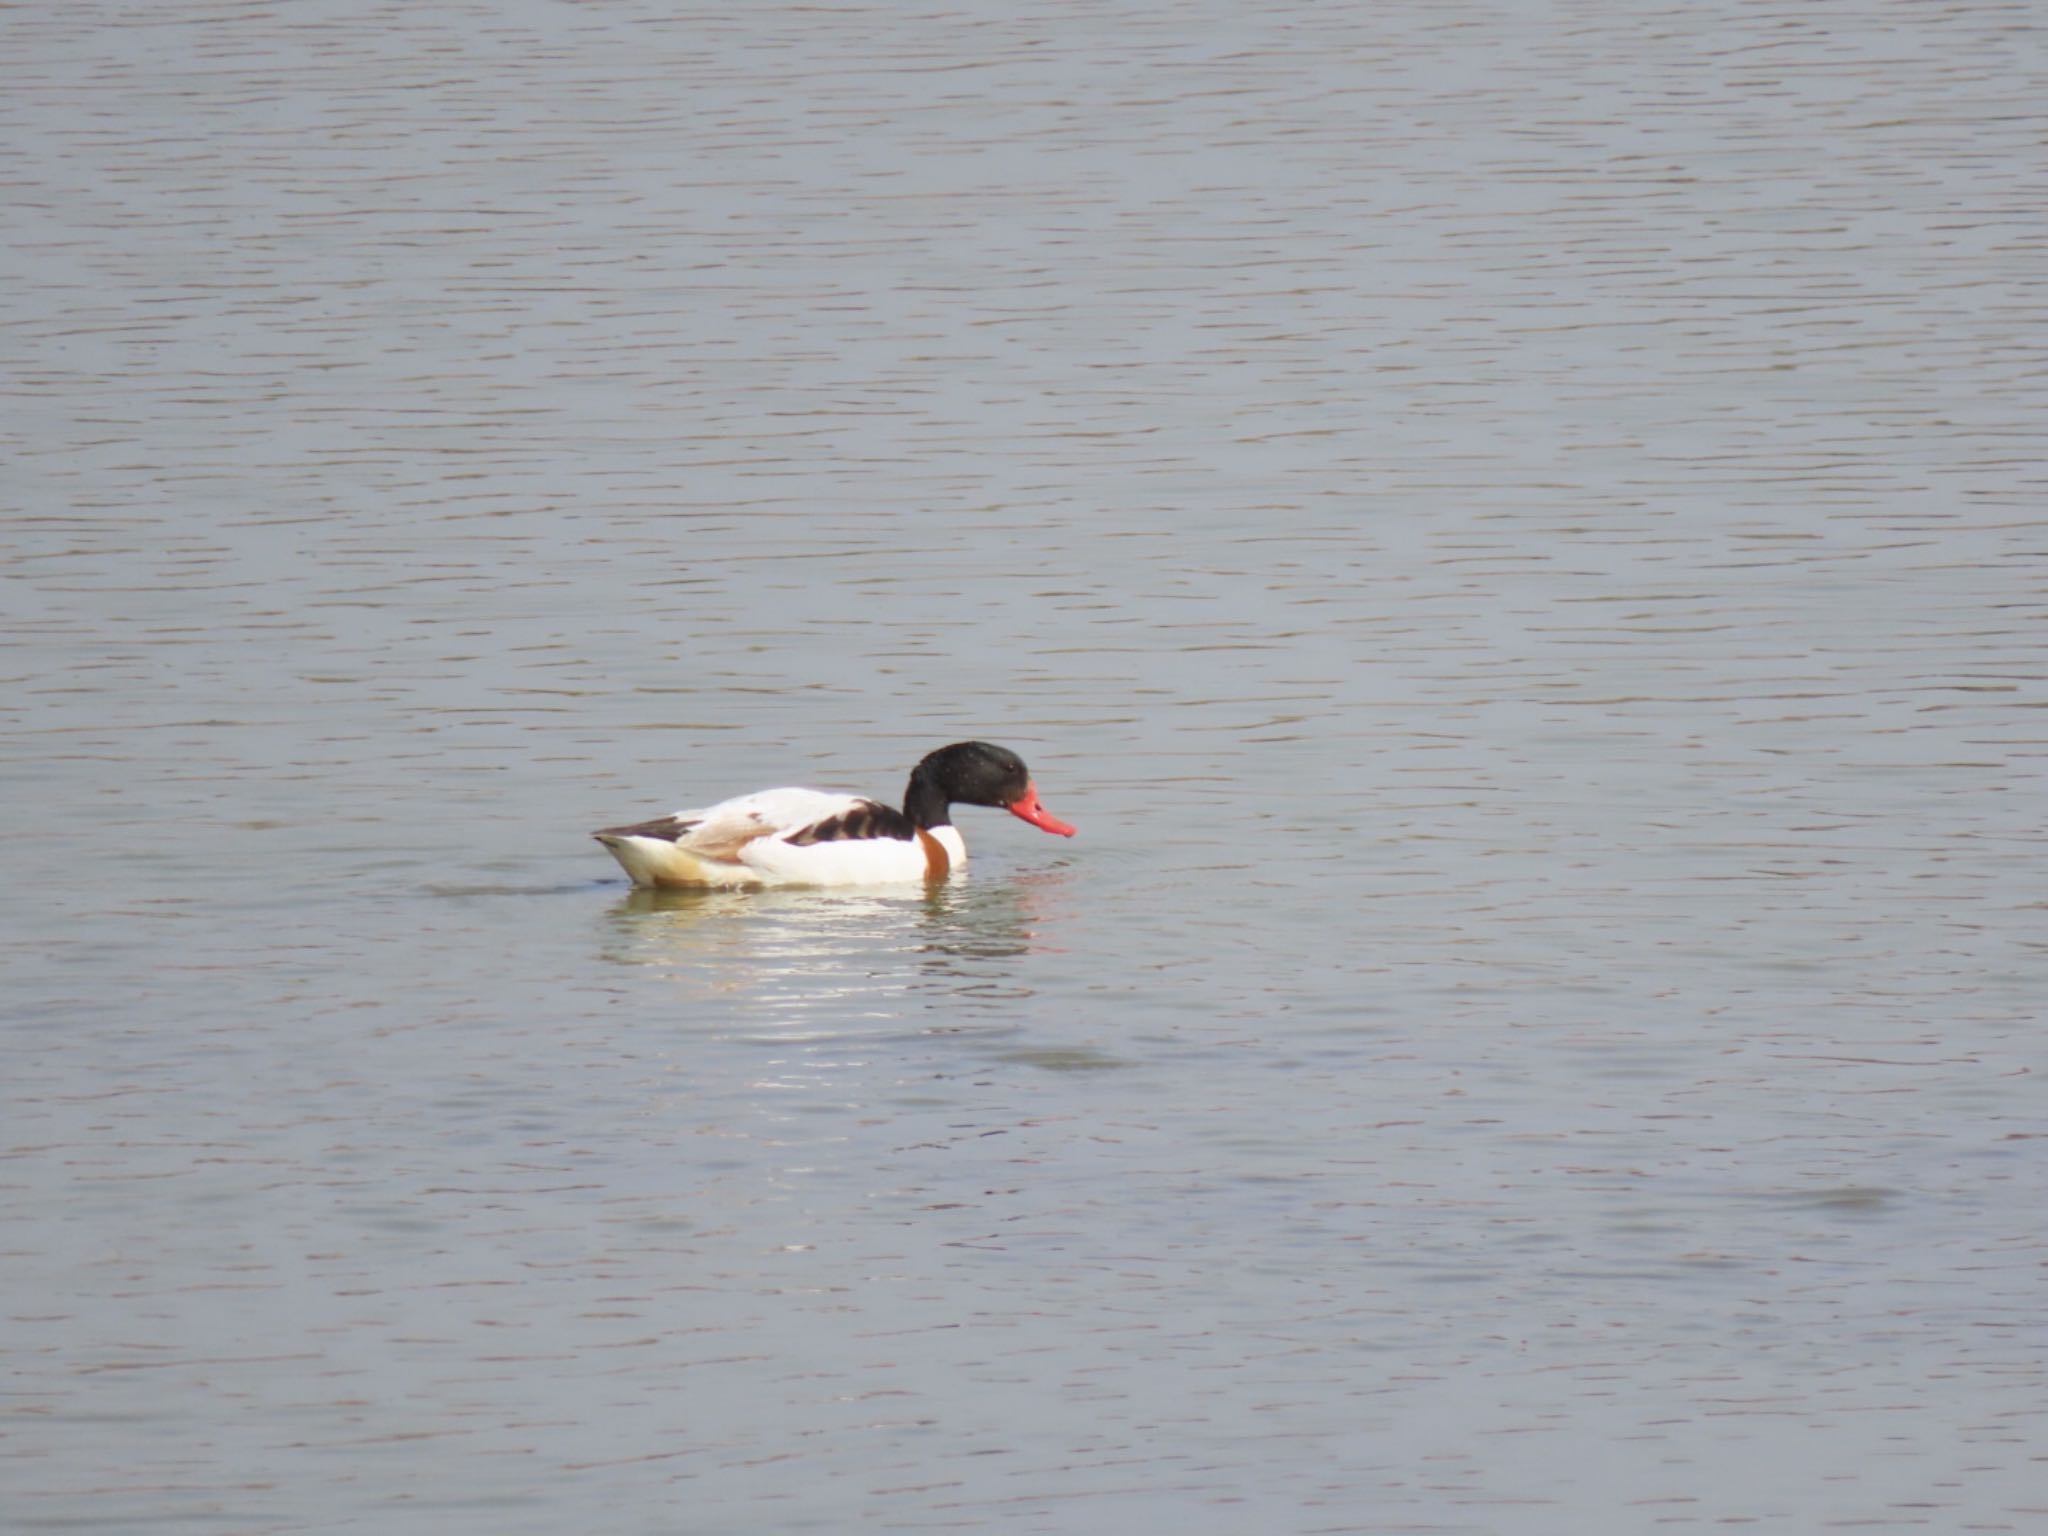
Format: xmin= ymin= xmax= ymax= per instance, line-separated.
xmin=593 ymin=740 xmax=1076 ymax=889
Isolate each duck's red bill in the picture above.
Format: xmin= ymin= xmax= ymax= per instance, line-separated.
xmin=1006 ymin=781 xmax=1077 ymax=837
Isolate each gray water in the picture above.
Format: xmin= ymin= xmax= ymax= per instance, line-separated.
xmin=5 ymin=2 xmax=2046 ymax=1532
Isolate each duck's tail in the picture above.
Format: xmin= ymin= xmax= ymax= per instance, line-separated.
xmin=593 ymin=830 xmax=762 ymax=889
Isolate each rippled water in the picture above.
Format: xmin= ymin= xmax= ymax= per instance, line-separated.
xmin=5 ymin=1 xmax=2046 ymax=1532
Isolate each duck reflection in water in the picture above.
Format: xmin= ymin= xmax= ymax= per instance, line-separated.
xmin=597 ymin=867 xmax=1073 ymax=1027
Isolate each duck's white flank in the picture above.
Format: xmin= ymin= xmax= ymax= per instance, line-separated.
xmin=741 ymin=824 xmax=964 ymax=886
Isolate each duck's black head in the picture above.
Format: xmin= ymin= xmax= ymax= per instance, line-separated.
xmin=902 ymin=741 xmax=1077 ymax=836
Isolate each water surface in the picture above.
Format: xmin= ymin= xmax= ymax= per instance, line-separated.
xmin=5 ymin=2 xmax=2046 ymax=1532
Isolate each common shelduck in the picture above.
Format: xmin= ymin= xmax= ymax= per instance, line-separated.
xmin=593 ymin=740 xmax=1076 ymax=889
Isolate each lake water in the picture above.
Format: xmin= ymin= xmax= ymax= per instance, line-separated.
xmin=5 ymin=1 xmax=2045 ymax=1532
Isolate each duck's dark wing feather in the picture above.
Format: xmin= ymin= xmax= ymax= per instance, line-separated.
xmin=781 ymin=798 xmax=916 ymax=845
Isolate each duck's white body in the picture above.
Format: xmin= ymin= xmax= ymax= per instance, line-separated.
xmin=596 ymin=788 xmax=964 ymax=889
xmin=593 ymin=742 xmax=1075 ymax=891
